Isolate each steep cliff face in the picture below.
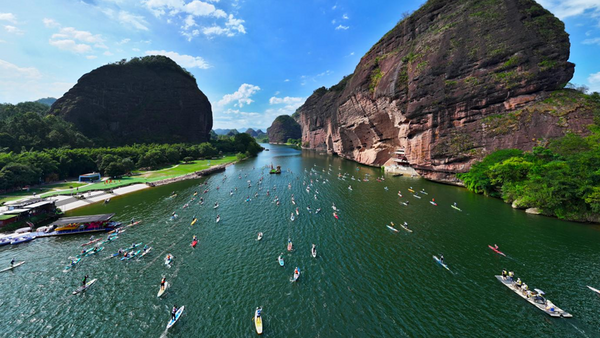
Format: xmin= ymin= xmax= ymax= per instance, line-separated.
xmin=267 ymin=115 xmax=301 ymax=143
xmin=51 ymin=56 xmax=213 ymax=145
xmin=297 ymin=0 xmax=595 ymax=183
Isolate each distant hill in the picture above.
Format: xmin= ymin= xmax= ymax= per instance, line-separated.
xmin=267 ymin=115 xmax=301 ymax=143
xmin=214 ymin=128 xmax=239 ymax=135
xmin=36 ymin=97 xmax=57 ymax=106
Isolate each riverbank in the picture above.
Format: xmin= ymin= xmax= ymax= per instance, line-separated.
xmin=53 ymin=163 xmax=231 ymax=212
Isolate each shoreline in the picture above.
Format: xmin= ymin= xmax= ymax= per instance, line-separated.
xmin=56 ymin=163 xmax=231 ymax=213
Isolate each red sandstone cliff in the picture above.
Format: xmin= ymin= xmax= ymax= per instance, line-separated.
xmin=296 ymin=0 xmax=595 ymax=183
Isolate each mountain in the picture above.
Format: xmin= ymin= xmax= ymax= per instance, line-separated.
xmin=295 ymin=0 xmax=596 ymax=183
xmin=50 ymin=56 xmax=213 ymax=146
xmin=245 ymin=128 xmax=258 ymax=137
xmin=36 ymin=97 xmax=57 ymax=106
xmin=267 ymin=115 xmax=301 ymax=143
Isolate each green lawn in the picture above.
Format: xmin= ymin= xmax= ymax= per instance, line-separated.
xmin=2 ymin=156 xmax=237 ymax=203
xmin=0 ymin=182 xmax=88 ymax=204
xmin=141 ymin=156 xmax=236 ymax=179
xmin=37 ymin=156 xmax=236 ymax=198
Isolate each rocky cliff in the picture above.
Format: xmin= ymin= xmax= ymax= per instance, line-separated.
xmin=296 ymin=0 xmax=595 ymax=183
xmin=51 ymin=56 xmax=213 ymax=145
xmin=267 ymin=115 xmax=301 ymax=143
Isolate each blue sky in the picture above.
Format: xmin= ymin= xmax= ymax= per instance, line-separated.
xmin=1 ymin=0 xmax=600 ymax=130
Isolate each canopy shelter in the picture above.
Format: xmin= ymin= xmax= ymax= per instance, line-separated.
xmin=79 ymin=173 xmax=101 ymax=182
xmin=49 ymin=213 xmax=115 ymax=227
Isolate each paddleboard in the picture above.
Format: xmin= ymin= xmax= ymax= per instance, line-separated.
xmin=587 ymin=285 xmax=600 ymax=295
xmin=400 ymin=224 xmax=413 ymax=233
xmin=191 ymin=240 xmax=198 ymax=248
xmin=430 ymin=201 xmax=437 ymax=206
xmin=254 ymin=308 xmax=263 ymax=335
xmin=73 ymin=279 xmax=97 ymax=295
xmin=166 ymin=306 xmax=184 ymax=329
xmin=278 ymin=256 xmax=284 ymax=267
xmin=386 ymin=225 xmax=399 ymax=232
xmin=451 ymin=205 xmax=462 ymax=211
xmin=257 ymin=233 xmax=263 ymax=241
xmin=139 ymin=247 xmax=152 ymax=258
xmin=311 ymin=248 xmax=317 ymax=258
xmin=287 ymin=242 xmax=293 ymax=251
xmin=0 ymin=261 xmax=25 ymax=273
xmin=157 ymin=282 xmax=169 ymax=297
xmin=291 ymin=268 xmax=300 ymax=282
xmin=165 ymin=254 xmax=173 ymax=266
xmin=191 ymin=218 xmax=197 ymax=226
xmin=433 ymin=256 xmax=450 ymax=272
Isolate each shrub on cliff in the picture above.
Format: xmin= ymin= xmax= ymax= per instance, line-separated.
xmin=458 ymin=122 xmax=600 ymax=222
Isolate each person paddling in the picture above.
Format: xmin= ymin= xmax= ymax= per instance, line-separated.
xmin=171 ymin=305 xmax=178 ymax=320
xmin=10 ymin=258 xmax=14 ymax=267
xmin=439 ymin=254 xmax=444 ymax=264
xmin=161 ymin=277 xmax=166 ymax=290
xmin=82 ymin=274 xmax=88 ymax=287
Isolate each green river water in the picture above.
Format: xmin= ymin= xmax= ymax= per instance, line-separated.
xmin=1 ymin=145 xmax=600 ymax=337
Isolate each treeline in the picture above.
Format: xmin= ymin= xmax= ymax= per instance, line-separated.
xmin=0 ymin=133 xmax=262 ymax=191
xmin=0 ymin=102 xmax=92 ymax=152
xmin=458 ymin=117 xmax=600 ymax=222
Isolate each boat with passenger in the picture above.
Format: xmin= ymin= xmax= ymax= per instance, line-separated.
xmin=495 ymin=273 xmax=572 ymax=318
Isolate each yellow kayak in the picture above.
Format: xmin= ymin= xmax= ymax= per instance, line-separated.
xmin=191 ymin=218 xmax=197 ymax=226
xmin=254 ymin=308 xmax=263 ymax=335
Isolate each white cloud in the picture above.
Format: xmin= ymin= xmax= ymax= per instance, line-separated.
xmin=284 ymin=79 xmax=290 ymax=82
xmin=118 ymin=38 xmax=131 ymax=45
xmin=132 ymin=48 xmax=140 ymax=52
xmin=332 ymin=19 xmax=336 ymax=24
xmin=588 ymin=71 xmax=600 ymax=92
xmin=43 ymin=18 xmax=60 ymax=28
xmin=145 ymin=50 xmax=210 ymax=69
xmin=0 ymin=39 xmax=5 ymax=43
xmin=335 ymin=25 xmax=349 ymax=30
xmin=118 ymin=11 xmax=149 ymax=31
xmin=218 ymin=83 xmax=261 ymax=107
xmin=86 ymin=55 xmax=98 ymax=59
xmin=332 ymin=5 xmax=337 ymax=10
xmin=103 ymin=51 xmax=114 ymax=56
xmin=49 ymin=39 xmax=92 ymax=54
xmin=583 ymin=37 xmax=600 ymax=45
xmin=0 ymin=13 xmax=17 ymax=24
xmin=144 ymin=0 xmax=244 ymax=39
xmin=537 ymin=0 xmax=600 ymax=19
xmin=269 ymin=96 xmax=305 ymax=105
xmin=4 ymin=25 xmax=23 ymax=35
xmin=0 ymin=59 xmax=41 ymax=79
xmin=47 ymin=24 xmax=108 ymax=54
xmin=183 ymin=15 xmax=196 ymax=30
xmin=184 ymin=0 xmax=220 ymax=17
xmin=342 ymin=13 xmax=349 ymax=20
xmin=317 ymin=70 xmax=333 ymax=77
xmin=53 ymin=27 xmax=105 ymax=44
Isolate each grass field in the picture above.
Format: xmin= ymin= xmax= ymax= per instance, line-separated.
xmin=0 ymin=156 xmax=237 ymax=203
xmin=0 ymin=182 xmax=88 ymax=204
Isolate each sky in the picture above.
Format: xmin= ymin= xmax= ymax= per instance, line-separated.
xmin=1 ymin=0 xmax=600 ymax=130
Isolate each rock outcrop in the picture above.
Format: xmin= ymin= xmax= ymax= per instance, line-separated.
xmin=51 ymin=56 xmax=213 ymax=145
xmin=267 ymin=115 xmax=301 ymax=143
xmin=296 ymin=0 xmax=595 ymax=183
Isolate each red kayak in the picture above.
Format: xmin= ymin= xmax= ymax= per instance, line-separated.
xmin=488 ymin=245 xmax=506 ymax=256
xmin=191 ymin=240 xmax=198 ymax=248
xmin=333 ymin=212 xmax=338 ymax=219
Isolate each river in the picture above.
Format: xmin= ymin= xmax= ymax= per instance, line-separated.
xmin=1 ymin=145 xmax=599 ymax=337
